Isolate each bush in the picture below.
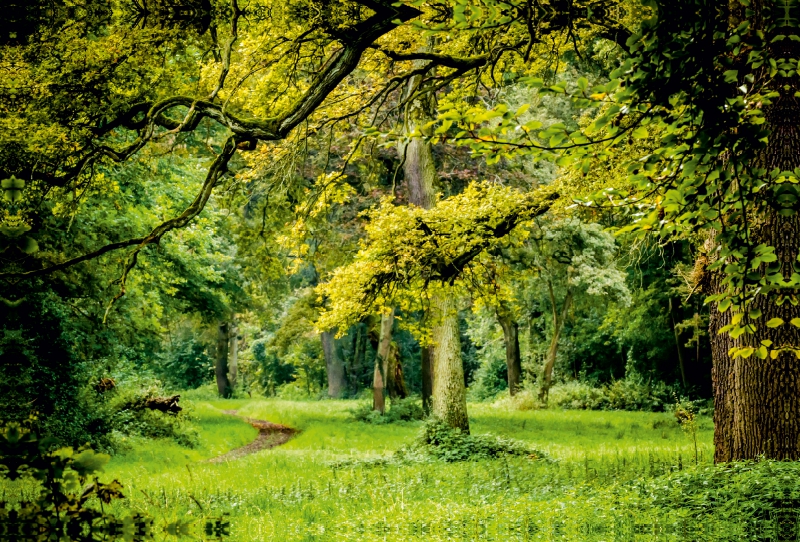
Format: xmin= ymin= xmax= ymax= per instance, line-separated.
xmin=496 ymin=376 xmax=685 ymax=413
xmin=548 ymin=380 xmax=609 ymax=410
xmin=95 ymin=383 xmax=199 ymax=450
xmin=331 ymin=419 xmax=549 ymax=469
xmin=409 ymin=419 xmax=548 ymax=462
xmin=351 ymin=398 xmax=425 ymax=424
xmin=647 ymin=460 xmax=800 ymax=531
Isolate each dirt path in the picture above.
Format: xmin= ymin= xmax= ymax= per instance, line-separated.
xmin=208 ymin=410 xmax=297 ymax=463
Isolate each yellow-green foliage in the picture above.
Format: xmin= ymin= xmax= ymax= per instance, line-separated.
xmin=316 ymin=182 xmax=557 ymax=333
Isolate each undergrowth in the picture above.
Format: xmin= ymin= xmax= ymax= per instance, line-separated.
xmin=332 ymin=418 xmax=548 ymax=468
xmin=350 ymin=398 xmax=425 ymax=424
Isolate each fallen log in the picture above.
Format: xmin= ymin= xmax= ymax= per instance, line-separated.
xmin=144 ymin=394 xmax=182 ymax=414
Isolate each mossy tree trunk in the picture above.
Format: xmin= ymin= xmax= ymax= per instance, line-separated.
xmin=431 ymin=294 xmax=469 ymax=432
xmin=372 ymin=309 xmax=395 ymax=413
xmin=398 ymin=48 xmax=466 ymax=423
xmin=321 ymin=329 xmax=346 ymax=399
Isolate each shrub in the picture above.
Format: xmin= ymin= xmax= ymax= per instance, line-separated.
xmin=331 ymin=419 xmax=549 ymax=468
xmin=0 ymin=422 xmax=131 ymax=540
xmin=497 ymin=377 xmax=686 ymax=413
xmin=648 ymin=460 xmax=800 ymax=530
xmin=96 ymin=384 xmax=199 ymax=450
xmin=405 ymin=419 xmax=548 ymax=463
xmin=548 ymin=380 xmax=609 ymax=410
xmin=351 ymin=398 xmax=425 ymax=424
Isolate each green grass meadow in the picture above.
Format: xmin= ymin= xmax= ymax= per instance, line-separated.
xmin=101 ymin=400 xmax=716 ymax=541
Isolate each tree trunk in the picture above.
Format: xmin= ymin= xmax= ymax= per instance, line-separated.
xmin=498 ymin=310 xmax=522 ymax=396
xmin=228 ymin=319 xmax=239 ymax=389
xmin=421 ymin=345 xmax=434 ymax=415
xmin=215 ymin=322 xmax=231 ymax=398
xmin=372 ymin=309 xmax=395 ymax=413
xmin=431 ymin=294 xmax=469 ymax=432
xmin=400 ymin=47 xmax=439 ymax=415
xmin=668 ymin=298 xmax=687 ymax=388
xmin=351 ymin=323 xmax=365 ymax=396
xmin=321 ymin=329 xmax=346 ymax=398
xmin=387 ymin=342 xmax=408 ymax=400
xmin=707 ymin=6 xmax=800 ymax=461
xmin=539 ymin=283 xmax=572 ymax=402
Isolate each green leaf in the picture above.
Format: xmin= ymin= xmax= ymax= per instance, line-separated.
xmin=766 ymin=318 xmax=785 ymax=328
xmin=631 ymin=126 xmax=648 ymax=139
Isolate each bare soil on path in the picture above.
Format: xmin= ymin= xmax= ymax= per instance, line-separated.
xmin=208 ymin=410 xmax=297 ymax=463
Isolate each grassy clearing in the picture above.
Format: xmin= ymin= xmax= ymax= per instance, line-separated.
xmin=103 ymin=400 xmax=714 ymax=541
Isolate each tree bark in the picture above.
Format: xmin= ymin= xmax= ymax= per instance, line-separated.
xmin=431 ymin=294 xmax=470 ymax=432
xmin=421 ymin=344 xmax=434 ymax=415
xmin=351 ymin=323 xmax=366 ymax=395
xmin=498 ymin=309 xmax=522 ymax=396
xmin=539 ymin=282 xmax=572 ymax=402
xmin=372 ymin=309 xmax=395 ymax=413
xmin=215 ymin=322 xmax=231 ymax=398
xmin=400 ymin=45 xmax=439 ymax=415
xmin=708 ymin=7 xmax=800 ymax=461
xmin=387 ymin=342 xmax=408 ymax=399
xmin=228 ymin=319 xmax=239 ymax=389
xmin=321 ymin=329 xmax=346 ymax=399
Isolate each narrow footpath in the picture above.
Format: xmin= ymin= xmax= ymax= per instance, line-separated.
xmin=208 ymin=410 xmax=297 ymax=462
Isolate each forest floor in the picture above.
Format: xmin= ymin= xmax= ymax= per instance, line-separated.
xmin=104 ymin=399 xmax=715 ymax=541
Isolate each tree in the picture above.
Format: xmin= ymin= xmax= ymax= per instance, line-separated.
xmin=0 ymin=0 xmax=421 ymax=432
xmin=414 ymin=0 xmax=800 ymax=460
xmin=525 ymin=219 xmax=630 ymax=400
xmin=317 ymin=183 xmax=557 ymax=428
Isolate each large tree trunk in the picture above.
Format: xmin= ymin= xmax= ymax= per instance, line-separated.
xmin=228 ymin=319 xmax=239 ymax=389
xmin=321 ymin=329 xmax=346 ymax=399
xmin=539 ymin=283 xmax=572 ymax=402
xmin=431 ymin=294 xmax=469 ymax=432
xmin=497 ymin=307 xmax=522 ymax=396
xmin=372 ymin=309 xmax=395 ymax=413
xmin=708 ymin=6 xmax=800 ymax=461
xmin=215 ymin=322 xmax=231 ymax=398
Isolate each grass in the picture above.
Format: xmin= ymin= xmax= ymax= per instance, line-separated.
xmin=98 ymin=399 xmax=718 ymax=541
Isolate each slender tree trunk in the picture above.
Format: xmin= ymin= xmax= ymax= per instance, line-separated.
xmin=228 ymin=319 xmax=239 ymax=389
xmin=539 ymin=283 xmax=572 ymax=402
xmin=321 ymin=329 xmax=346 ymax=399
xmin=498 ymin=311 xmax=522 ymax=396
xmin=421 ymin=345 xmax=434 ymax=415
xmin=372 ymin=309 xmax=395 ymax=413
xmin=351 ymin=323 xmax=365 ymax=396
xmin=215 ymin=322 xmax=231 ymax=398
xmin=668 ymin=298 xmax=688 ymax=388
xmin=431 ymin=295 xmax=469 ymax=432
